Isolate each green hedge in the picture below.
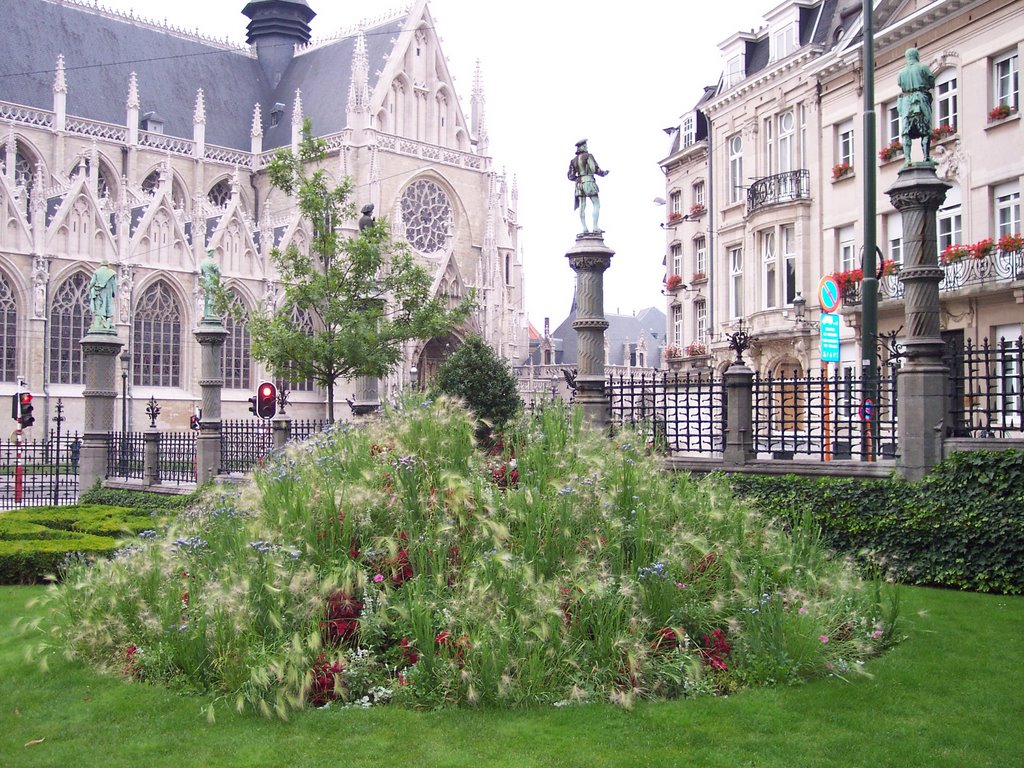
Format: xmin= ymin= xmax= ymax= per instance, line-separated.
xmin=78 ymin=487 xmax=197 ymax=510
xmin=0 ymin=504 xmax=168 ymax=584
xmin=729 ymin=449 xmax=1024 ymax=594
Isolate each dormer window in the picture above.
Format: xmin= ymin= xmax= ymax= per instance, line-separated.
xmin=772 ymin=22 xmax=796 ymax=61
xmin=726 ymin=55 xmax=744 ymax=88
xmin=270 ymin=102 xmax=285 ymax=128
xmin=681 ymin=113 xmax=695 ymax=148
xmin=140 ymin=111 xmax=164 ymax=134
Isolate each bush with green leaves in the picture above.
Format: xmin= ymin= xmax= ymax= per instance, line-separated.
xmin=729 ymin=448 xmax=1024 ymax=594
xmin=434 ymin=335 xmax=522 ymax=430
xmin=29 ymin=397 xmax=897 ymax=718
xmin=0 ymin=504 xmax=167 ymax=583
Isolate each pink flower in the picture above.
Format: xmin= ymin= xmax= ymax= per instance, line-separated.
xmin=871 ymin=629 xmax=884 ymax=640
xmin=798 ymin=606 xmax=807 ymax=615
xmin=675 ymin=582 xmax=687 ymax=589
xmin=819 ymin=635 xmax=830 ymax=644
xmin=372 ymin=573 xmax=384 ymax=583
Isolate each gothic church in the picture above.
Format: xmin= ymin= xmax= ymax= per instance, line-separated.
xmin=0 ymin=0 xmax=527 ymax=432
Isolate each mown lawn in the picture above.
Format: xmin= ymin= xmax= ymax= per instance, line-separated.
xmin=1 ymin=584 xmax=1020 ymax=767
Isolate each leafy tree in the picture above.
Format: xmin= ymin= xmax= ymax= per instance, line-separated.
xmin=223 ymin=123 xmax=472 ymax=422
xmin=435 ymin=334 xmax=522 ymax=430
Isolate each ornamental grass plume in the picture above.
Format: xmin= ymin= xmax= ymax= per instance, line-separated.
xmin=26 ymin=395 xmax=899 ymax=718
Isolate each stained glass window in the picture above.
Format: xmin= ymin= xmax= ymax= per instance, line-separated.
xmin=400 ymin=179 xmax=452 ymax=254
xmin=133 ymin=280 xmax=181 ymax=387
xmin=208 ymin=179 xmax=231 ymax=208
xmin=0 ymin=273 xmax=16 ymax=382
xmin=49 ymin=271 xmax=90 ymax=384
xmin=275 ymin=306 xmax=315 ymax=392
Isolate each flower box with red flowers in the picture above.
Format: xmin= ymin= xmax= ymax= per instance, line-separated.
xmin=692 ymin=271 xmax=706 ymax=283
xmin=667 ymin=211 xmax=684 ymax=223
xmin=878 ymin=140 xmax=903 ymax=162
xmin=989 ymin=103 xmax=1018 ymax=122
xmin=684 ymin=342 xmax=707 ymax=357
xmin=968 ymin=237 xmax=995 ymax=260
xmin=831 ymin=162 xmax=853 ymax=181
xmin=930 ymin=123 xmax=955 ymax=142
xmin=940 ymin=244 xmax=969 ymax=265
xmin=664 ymin=345 xmax=682 ymax=361
xmin=997 ymin=233 xmax=1024 ymax=254
xmin=666 ymin=274 xmax=684 ymax=291
xmin=688 ymin=203 xmax=706 ymax=217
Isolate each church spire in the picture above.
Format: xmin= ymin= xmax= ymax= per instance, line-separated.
xmin=346 ymin=27 xmax=370 ymax=129
xmin=53 ymin=54 xmax=67 ymax=95
xmin=471 ymin=60 xmax=489 ymax=157
xmin=126 ymin=72 xmax=140 ymax=110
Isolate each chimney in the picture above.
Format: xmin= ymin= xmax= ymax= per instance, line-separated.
xmin=242 ymin=1 xmax=316 ymax=90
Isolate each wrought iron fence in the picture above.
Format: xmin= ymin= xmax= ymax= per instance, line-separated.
xmin=945 ymin=336 xmax=1023 ymax=438
xmin=107 ymin=432 xmax=146 ymax=480
xmin=0 ymin=430 xmax=81 ymax=509
xmin=220 ymin=419 xmax=274 ymax=474
xmin=753 ymin=368 xmax=899 ymax=461
xmin=608 ymin=372 xmax=726 ymax=456
xmin=159 ymin=432 xmax=197 ymax=483
xmin=291 ymin=419 xmax=331 ymax=442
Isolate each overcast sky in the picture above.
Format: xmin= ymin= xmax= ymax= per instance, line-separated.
xmin=98 ymin=0 xmax=770 ymax=327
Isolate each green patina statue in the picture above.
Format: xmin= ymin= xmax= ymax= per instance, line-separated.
xmin=567 ymin=139 xmax=609 ymax=234
xmin=897 ymin=48 xmax=936 ymax=166
xmin=200 ymin=249 xmax=222 ymax=322
xmin=87 ymin=260 xmax=117 ymax=332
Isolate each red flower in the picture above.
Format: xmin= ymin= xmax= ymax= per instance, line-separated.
xmin=399 ymin=637 xmax=419 ymax=665
xmin=666 ymin=274 xmax=684 ymax=291
xmin=322 ymin=590 xmax=363 ymax=646
xmin=309 ymin=653 xmax=344 ymax=706
xmin=699 ymin=628 xmax=732 ymax=671
xmin=392 ymin=548 xmax=413 ymax=586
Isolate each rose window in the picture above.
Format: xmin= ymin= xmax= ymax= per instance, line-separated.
xmin=400 ymin=179 xmax=452 ymax=254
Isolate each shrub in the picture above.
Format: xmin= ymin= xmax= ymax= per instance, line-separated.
xmin=0 ymin=504 xmax=169 ymax=583
xmin=30 ymin=397 xmax=898 ymax=718
xmin=434 ymin=335 xmax=522 ymax=430
xmin=79 ymin=487 xmax=197 ymax=511
xmin=729 ymin=449 xmax=1024 ymax=594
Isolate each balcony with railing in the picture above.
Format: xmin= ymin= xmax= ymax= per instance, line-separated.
xmin=841 ymin=241 xmax=1024 ymax=307
xmin=746 ymin=169 xmax=811 ymax=215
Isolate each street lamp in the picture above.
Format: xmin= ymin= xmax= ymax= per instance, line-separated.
xmin=119 ymin=350 xmax=130 ymax=475
xmin=409 ymin=364 xmax=418 ymax=391
xmin=790 ymin=292 xmax=820 ymax=331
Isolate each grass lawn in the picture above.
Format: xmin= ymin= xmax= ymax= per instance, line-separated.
xmin=1 ymin=584 xmax=1020 ymax=767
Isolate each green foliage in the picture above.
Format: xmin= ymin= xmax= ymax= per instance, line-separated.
xmin=0 ymin=504 xmax=168 ymax=583
xmin=221 ymin=120 xmax=473 ymax=421
xmin=434 ymin=334 xmax=522 ymax=429
xmin=34 ymin=397 xmax=896 ymax=718
xmin=79 ymin=486 xmax=196 ymax=511
xmin=729 ymin=448 xmax=1024 ymax=594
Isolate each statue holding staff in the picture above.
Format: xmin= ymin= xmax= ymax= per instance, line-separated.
xmin=199 ymin=249 xmax=222 ymax=322
xmin=87 ymin=260 xmax=117 ymax=331
xmin=897 ymin=48 xmax=936 ymax=166
xmin=568 ymin=139 xmax=609 ymax=234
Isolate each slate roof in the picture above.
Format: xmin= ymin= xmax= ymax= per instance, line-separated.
xmin=0 ymin=0 xmax=406 ymax=150
xmin=523 ymin=303 xmax=666 ymax=368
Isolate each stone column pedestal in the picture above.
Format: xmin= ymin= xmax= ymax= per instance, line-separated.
xmin=79 ymin=331 xmax=123 ymax=492
xmin=723 ymin=361 xmax=755 ymax=466
xmin=271 ymin=417 xmax=291 ymax=451
xmin=566 ymin=234 xmax=614 ymax=427
xmin=349 ymin=375 xmax=381 ymax=419
xmin=194 ymin=321 xmax=228 ymax=485
xmin=887 ymin=165 xmax=950 ymax=480
xmin=144 ymin=429 xmax=160 ymax=486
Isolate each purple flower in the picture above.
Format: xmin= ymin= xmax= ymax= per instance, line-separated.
xmin=373 ymin=573 xmax=384 ymax=583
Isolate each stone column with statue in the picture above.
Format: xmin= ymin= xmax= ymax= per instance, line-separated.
xmin=566 ymin=142 xmax=614 ymax=426
xmin=79 ymin=261 xmax=122 ymax=491
xmin=195 ymin=250 xmax=227 ymax=484
xmin=888 ymin=49 xmax=950 ymax=480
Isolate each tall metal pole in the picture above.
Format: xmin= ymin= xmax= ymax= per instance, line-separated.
xmin=861 ymin=2 xmax=879 ymax=459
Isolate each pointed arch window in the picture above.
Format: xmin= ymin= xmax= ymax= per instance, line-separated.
xmin=222 ymin=294 xmax=251 ymax=390
xmin=133 ymin=280 xmax=182 ymax=387
xmin=142 ymin=169 xmax=186 ymax=208
xmin=275 ymin=306 xmax=315 ymax=392
xmin=207 ymin=179 xmax=231 ymax=208
xmin=49 ymin=271 xmax=90 ymax=384
xmin=0 ymin=273 xmax=16 ymax=382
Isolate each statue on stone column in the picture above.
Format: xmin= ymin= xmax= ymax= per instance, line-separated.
xmin=897 ymin=48 xmax=936 ymax=167
xmin=87 ymin=260 xmax=117 ymax=331
xmin=567 ymin=139 xmax=609 ymax=234
xmin=199 ymin=249 xmax=222 ymax=322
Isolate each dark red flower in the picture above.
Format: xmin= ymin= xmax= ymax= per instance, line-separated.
xmin=399 ymin=637 xmax=419 ymax=665
xmin=322 ymin=590 xmax=363 ymax=646
xmin=309 ymin=654 xmax=344 ymax=706
xmin=698 ymin=628 xmax=731 ymax=671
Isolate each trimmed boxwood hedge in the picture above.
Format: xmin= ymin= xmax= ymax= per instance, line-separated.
xmin=729 ymin=449 xmax=1024 ymax=594
xmin=0 ymin=503 xmax=168 ymax=584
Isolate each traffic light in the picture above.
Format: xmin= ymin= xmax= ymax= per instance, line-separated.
xmin=189 ymin=414 xmax=201 ymax=431
xmin=255 ymin=381 xmax=277 ymax=420
xmin=18 ymin=392 xmax=34 ymax=428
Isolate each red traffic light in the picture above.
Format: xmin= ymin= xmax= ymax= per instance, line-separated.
xmin=255 ymin=381 xmax=277 ymax=420
xmin=15 ymin=391 xmax=35 ymax=428
xmin=20 ymin=393 xmax=32 ymax=405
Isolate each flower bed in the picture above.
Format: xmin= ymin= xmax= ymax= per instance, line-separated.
xmin=684 ymin=342 xmax=707 ymax=357
xmin=33 ymin=398 xmax=898 ymax=716
xmin=930 ymin=123 xmax=955 ymax=142
xmin=878 ymin=140 xmax=903 ymax=162
xmin=667 ymin=211 xmax=684 ymax=224
xmin=666 ymin=274 xmax=684 ymax=291
xmin=833 ymin=260 xmax=896 ymax=290
xmin=831 ymin=162 xmax=852 ymax=181
xmin=989 ymin=103 xmax=1018 ymax=121
xmin=689 ymin=203 xmax=706 ymax=217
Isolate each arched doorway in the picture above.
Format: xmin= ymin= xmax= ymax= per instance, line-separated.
xmin=415 ymin=334 xmax=461 ymax=388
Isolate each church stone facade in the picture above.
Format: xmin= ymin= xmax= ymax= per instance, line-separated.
xmin=0 ymin=0 xmax=527 ymax=434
